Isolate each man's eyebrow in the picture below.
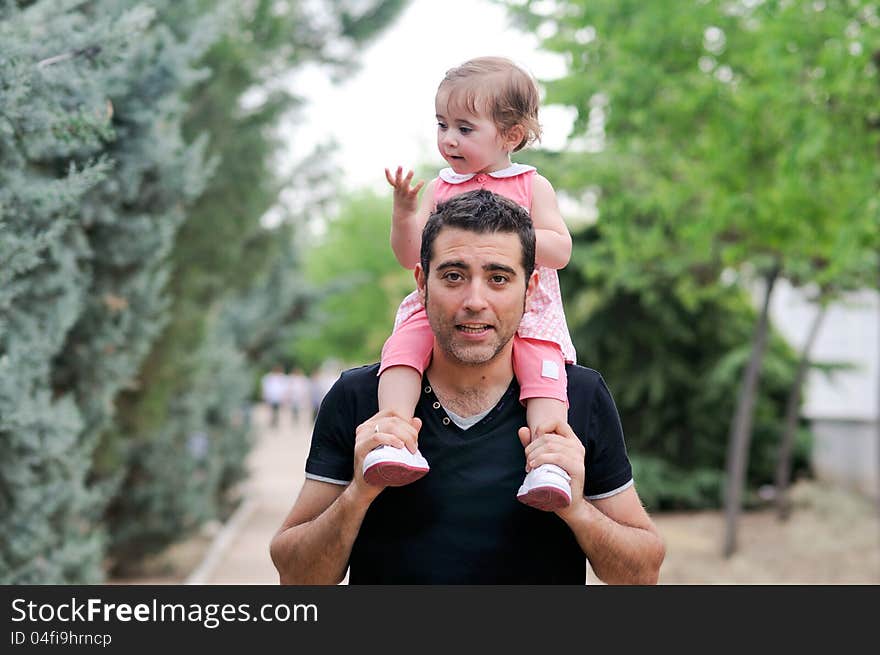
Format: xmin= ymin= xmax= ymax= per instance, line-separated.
xmin=484 ymin=263 xmax=516 ymax=275
xmin=435 ymin=261 xmax=517 ymax=275
xmin=436 ymin=260 xmax=467 ymax=271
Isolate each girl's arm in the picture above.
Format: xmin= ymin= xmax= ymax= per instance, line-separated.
xmin=531 ymin=174 xmax=572 ymax=270
xmin=386 ymin=167 xmax=437 ymax=270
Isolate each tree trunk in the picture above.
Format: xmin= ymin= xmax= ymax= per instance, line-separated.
xmin=775 ymin=303 xmax=827 ymax=520
xmin=722 ymin=264 xmax=781 ymax=558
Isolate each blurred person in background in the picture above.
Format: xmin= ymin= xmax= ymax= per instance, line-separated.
xmin=287 ymin=367 xmax=311 ymax=426
xmin=261 ymin=364 xmax=289 ymax=429
xmin=310 ymin=363 xmax=339 ymax=418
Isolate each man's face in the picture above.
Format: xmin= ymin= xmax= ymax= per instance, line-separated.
xmin=416 ymin=227 xmax=537 ymax=367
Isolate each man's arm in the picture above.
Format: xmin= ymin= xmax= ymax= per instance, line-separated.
xmin=270 ymin=480 xmax=367 ymax=584
xmin=521 ymin=425 xmax=666 ymax=584
xmin=270 ymin=412 xmax=422 ymax=584
xmin=563 ymin=486 xmax=665 ymax=584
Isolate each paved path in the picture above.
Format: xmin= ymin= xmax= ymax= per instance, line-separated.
xmin=192 ymin=405 xmax=316 ymax=585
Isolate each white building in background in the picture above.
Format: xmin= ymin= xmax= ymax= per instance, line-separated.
xmin=769 ymin=280 xmax=879 ymax=499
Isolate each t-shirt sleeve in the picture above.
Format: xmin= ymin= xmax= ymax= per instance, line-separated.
xmin=583 ymin=374 xmax=633 ymax=499
xmin=305 ymin=374 xmax=356 ymax=485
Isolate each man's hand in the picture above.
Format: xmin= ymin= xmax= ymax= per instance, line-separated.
xmin=518 ymin=422 xmax=586 ymax=521
xmin=270 ymin=409 xmax=422 ymax=585
xmin=385 ymin=166 xmax=424 ymax=217
xmin=354 ymin=410 xmax=423 ymax=498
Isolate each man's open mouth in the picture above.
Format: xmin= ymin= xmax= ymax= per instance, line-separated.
xmin=457 ymin=324 xmax=491 ymax=334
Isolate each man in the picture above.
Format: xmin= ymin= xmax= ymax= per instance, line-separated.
xmin=270 ymin=190 xmax=665 ymax=584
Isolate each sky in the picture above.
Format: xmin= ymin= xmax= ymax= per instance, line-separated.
xmin=285 ymin=0 xmax=571 ymax=194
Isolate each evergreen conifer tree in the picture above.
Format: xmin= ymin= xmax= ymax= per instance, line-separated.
xmin=100 ymin=0 xmax=406 ymax=571
xmin=2 ymin=0 xmax=406 ymax=581
xmin=1 ymin=0 xmax=214 ymax=582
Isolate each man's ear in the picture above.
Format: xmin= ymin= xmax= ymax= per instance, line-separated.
xmin=415 ymin=264 xmax=427 ymax=305
xmin=524 ymin=270 xmax=539 ymax=312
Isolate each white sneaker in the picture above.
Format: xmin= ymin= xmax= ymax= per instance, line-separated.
xmin=517 ymin=464 xmax=572 ymax=511
xmin=363 ymin=445 xmax=429 ymax=487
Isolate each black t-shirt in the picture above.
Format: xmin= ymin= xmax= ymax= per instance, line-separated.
xmin=305 ymin=363 xmax=633 ymax=584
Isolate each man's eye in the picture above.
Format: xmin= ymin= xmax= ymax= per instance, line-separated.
xmin=443 ymin=272 xmax=463 ymax=282
xmin=491 ymin=275 xmax=508 ymax=284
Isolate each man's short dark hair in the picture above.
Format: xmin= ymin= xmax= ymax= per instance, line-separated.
xmin=420 ymin=189 xmax=536 ymax=278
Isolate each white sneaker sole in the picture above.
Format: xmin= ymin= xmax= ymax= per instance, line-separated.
xmin=363 ymin=446 xmax=429 ymax=487
xmin=517 ymin=464 xmax=572 ymax=512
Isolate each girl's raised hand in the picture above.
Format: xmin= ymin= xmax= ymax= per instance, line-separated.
xmin=385 ymin=166 xmax=424 ymax=213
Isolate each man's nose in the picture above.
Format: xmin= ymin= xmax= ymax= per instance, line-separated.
xmin=462 ymin=280 xmax=489 ymax=312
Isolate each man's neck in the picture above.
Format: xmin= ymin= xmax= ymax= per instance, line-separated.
xmin=425 ymin=346 xmax=514 ymax=417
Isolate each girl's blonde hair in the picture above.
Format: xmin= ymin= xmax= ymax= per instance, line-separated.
xmin=438 ymin=56 xmax=541 ymax=152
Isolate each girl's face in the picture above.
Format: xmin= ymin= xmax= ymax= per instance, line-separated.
xmin=435 ymin=87 xmax=518 ymax=175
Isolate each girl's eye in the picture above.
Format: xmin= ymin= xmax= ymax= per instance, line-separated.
xmin=459 ymin=126 xmax=472 ymax=134
xmin=437 ymin=121 xmax=447 ymax=130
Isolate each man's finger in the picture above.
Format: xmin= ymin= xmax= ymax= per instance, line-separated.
xmin=518 ymin=427 xmax=535 ymax=471
xmin=373 ymin=417 xmax=418 ymax=440
xmin=517 ymin=426 xmax=532 ymax=452
xmin=374 ymin=417 xmax=421 ymax=454
xmin=356 ymin=409 xmax=394 ymax=432
xmin=536 ymin=420 xmax=577 ymax=441
xmin=553 ymin=422 xmax=579 ymax=440
xmin=365 ymin=434 xmax=405 ymax=450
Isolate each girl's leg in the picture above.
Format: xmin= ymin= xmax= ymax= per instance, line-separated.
xmin=378 ymin=307 xmax=434 ymax=420
xmin=512 ymin=336 xmax=569 ymax=436
xmin=512 ymin=336 xmax=572 ymax=511
xmin=378 ymin=367 xmax=422 ymax=421
xmin=365 ymin=308 xmax=434 ymax=487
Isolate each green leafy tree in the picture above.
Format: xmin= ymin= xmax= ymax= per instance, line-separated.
xmin=292 ymin=190 xmax=413 ymax=370
xmin=547 ymin=224 xmax=809 ymax=511
xmin=506 ymin=0 xmax=879 ymax=553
